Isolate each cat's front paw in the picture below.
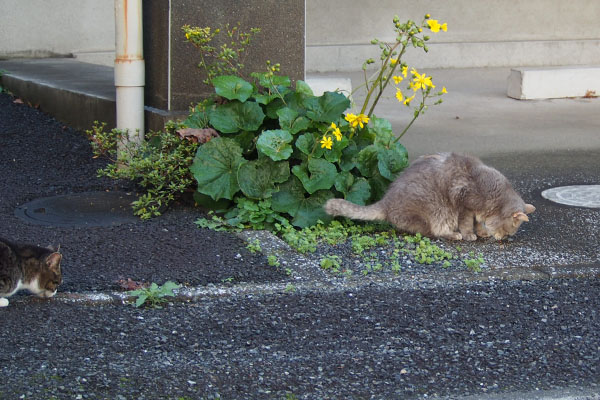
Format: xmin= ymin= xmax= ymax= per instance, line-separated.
xmin=0 ymin=298 xmax=9 ymax=307
xmin=462 ymin=233 xmax=477 ymax=241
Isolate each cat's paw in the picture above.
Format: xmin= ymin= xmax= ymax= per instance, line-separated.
xmin=443 ymin=232 xmax=463 ymax=241
xmin=462 ymin=233 xmax=477 ymax=241
xmin=0 ymin=298 xmax=9 ymax=307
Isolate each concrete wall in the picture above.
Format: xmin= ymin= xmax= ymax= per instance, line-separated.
xmin=2 ymin=0 xmax=599 ymax=72
xmin=0 ymin=0 xmax=114 ymax=65
xmin=306 ymin=0 xmax=600 ymax=71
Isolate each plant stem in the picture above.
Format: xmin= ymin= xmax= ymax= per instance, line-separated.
xmin=394 ymin=97 xmax=426 ymax=143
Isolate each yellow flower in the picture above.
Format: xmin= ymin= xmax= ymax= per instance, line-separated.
xmin=390 ymin=58 xmax=398 ymax=66
xmin=330 ymin=123 xmax=343 ymax=141
xmin=393 ymin=75 xmax=403 ymax=85
xmin=395 ymin=89 xmax=404 ymax=102
xmin=441 ymin=86 xmax=448 ymax=94
xmin=402 ymin=66 xmax=408 ymax=78
xmin=320 ymin=135 xmax=333 ymax=150
xmin=412 ymin=69 xmax=435 ymax=91
xmin=403 ymin=94 xmax=415 ymax=106
xmin=427 ymin=19 xmax=442 ymax=33
xmin=185 ymin=32 xmax=191 ymax=40
xmin=441 ymin=23 xmax=448 ymax=32
xmin=345 ymin=113 xmax=370 ymax=129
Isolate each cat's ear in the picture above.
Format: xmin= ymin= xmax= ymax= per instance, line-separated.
xmin=512 ymin=211 xmax=529 ymax=225
xmin=46 ymin=252 xmax=62 ymax=272
xmin=524 ymin=204 xmax=536 ymax=214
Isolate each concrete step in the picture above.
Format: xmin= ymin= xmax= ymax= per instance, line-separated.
xmin=507 ymin=66 xmax=600 ymax=100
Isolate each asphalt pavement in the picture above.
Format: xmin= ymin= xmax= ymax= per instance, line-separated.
xmin=1 ymin=61 xmax=599 ymax=399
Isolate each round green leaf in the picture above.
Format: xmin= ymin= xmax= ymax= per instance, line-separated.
xmin=377 ymin=142 xmax=409 ymax=180
xmin=190 ymin=137 xmax=245 ymax=200
xmin=292 ymin=158 xmax=337 ymax=194
xmin=209 ymin=101 xmax=265 ymax=134
xmin=306 ymin=91 xmax=351 ymax=123
xmin=271 ymin=177 xmax=333 ymax=228
xmin=257 ymin=129 xmax=293 ymax=161
xmin=277 ymin=107 xmax=311 ymax=135
xmin=212 ymin=75 xmax=253 ymax=102
xmin=238 ymin=158 xmax=290 ymax=199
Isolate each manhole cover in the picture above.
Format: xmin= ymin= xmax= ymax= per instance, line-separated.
xmin=15 ymin=191 xmax=139 ymax=227
xmin=541 ymin=185 xmax=600 ymax=208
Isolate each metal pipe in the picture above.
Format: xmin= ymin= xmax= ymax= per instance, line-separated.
xmin=114 ymin=0 xmax=144 ymax=147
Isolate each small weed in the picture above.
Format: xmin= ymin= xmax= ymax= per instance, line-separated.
xmin=221 ymin=277 xmax=235 ymax=284
xmin=320 ymin=254 xmax=342 ymax=274
xmin=246 ymin=239 xmax=262 ymax=253
xmin=267 ymin=254 xmax=280 ymax=267
xmin=464 ymin=251 xmax=485 ymax=272
xmin=284 ymin=283 xmax=296 ymax=293
xmin=129 ymin=281 xmax=181 ymax=308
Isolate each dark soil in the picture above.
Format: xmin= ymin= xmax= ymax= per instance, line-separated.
xmin=0 ymin=92 xmax=287 ymax=292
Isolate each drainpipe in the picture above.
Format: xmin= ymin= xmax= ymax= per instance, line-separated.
xmin=114 ymin=0 xmax=145 ymax=147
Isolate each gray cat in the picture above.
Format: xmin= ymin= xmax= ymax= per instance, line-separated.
xmin=0 ymin=238 xmax=63 ymax=307
xmin=324 ymin=153 xmax=535 ymax=241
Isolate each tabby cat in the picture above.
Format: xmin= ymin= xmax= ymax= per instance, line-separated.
xmin=325 ymin=153 xmax=535 ymax=241
xmin=0 ymin=238 xmax=62 ymax=307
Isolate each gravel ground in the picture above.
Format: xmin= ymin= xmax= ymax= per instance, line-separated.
xmin=0 ymin=92 xmax=288 ymax=292
xmin=1 ymin=278 xmax=600 ymax=399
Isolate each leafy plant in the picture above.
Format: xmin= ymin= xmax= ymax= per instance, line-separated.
xmin=245 ymin=239 xmax=262 ymax=253
xmin=267 ymin=254 xmax=280 ymax=267
xmin=183 ymin=23 xmax=261 ymax=84
xmin=464 ymin=252 xmax=485 ymax=272
xmin=129 ymin=281 xmax=181 ymax=308
xmin=185 ymin=14 xmax=447 ymax=229
xmin=86 ymin=121 xmax=198 ymax=219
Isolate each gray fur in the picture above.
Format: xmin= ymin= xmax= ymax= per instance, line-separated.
xmin=324 ymin=153 xmax=535 ymax=241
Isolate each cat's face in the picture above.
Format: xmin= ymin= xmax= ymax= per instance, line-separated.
xmin=35 ymin=252 xmax=62 ymax=298
xmin=480 ymin=203 xmax=536 ymax=240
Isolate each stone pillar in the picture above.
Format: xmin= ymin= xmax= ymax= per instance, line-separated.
xmin=143 ymin=0 xmax=305 ymax=130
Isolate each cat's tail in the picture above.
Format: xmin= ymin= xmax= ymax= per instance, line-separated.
xmin=324 ymin=199 xmax=386 ymax=221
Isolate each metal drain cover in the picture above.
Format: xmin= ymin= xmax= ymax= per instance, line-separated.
xmin=541 ymin=185 xmax=600 ymax=208
xmin=15 ymin=191 xmax=139 ymax=227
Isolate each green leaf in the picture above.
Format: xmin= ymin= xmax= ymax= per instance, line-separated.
xmin=369 ymin=116 xmax=395 ymax=146
xmin=292 ymin=190 xmax=334 ymax=228
xmin=159 ymin=281 xmax=181 ymax=296
xmin=257 ymin=129 xmax=293 ymax=161
xmin=212 ymin=75 xmax=253 ymax=102
xmin=209 ymin=101 xmax=265 ymax=133
xmin=334 ymin=172 xmax=371 ymax=205
xmin=356 ymin=145 xmax=379 ymax=177
xmin=191 ymin=137 xmax=245 ymax=200
xmin=271 ymin=177 xmax=333 ymax=227
xmin=193 ymin=191 xmax=232 ymax=211
xmin=271 ymin=176 xmax=305 ymax=216
xmin=238 ymin=158 xmax=290 ymax=199
xmin=295 ymin=80 xmax=314 ymax=96
xmin=251 ymin=72 xmax=291 ymax=88
xmin=277 ymin=107 xmax=311 ymax=135
xmin=135 ymin=294 xmax=148 ymax=308
xmin=323 ymin=135 xmax=349 ymax=163
xmin=306 ymin=91 xmax=351 ymax=123
xmin=182 ymin=111 xmax=208 ymax=129
xmin=339 ymin=141 xmax=359 ymax=172
xmin=346 ymin=178 xmax=371 ymax=205
xmin=292 ymin=158 xmax=337 ymax=194
xmin=377 ymin=142 xmax=408 ymax=180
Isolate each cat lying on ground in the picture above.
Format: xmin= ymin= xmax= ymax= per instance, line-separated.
xmin=325 ymin=152 xmax=535 ymax=241
xmin=0 ymin=238 xmax=62 ymax=307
